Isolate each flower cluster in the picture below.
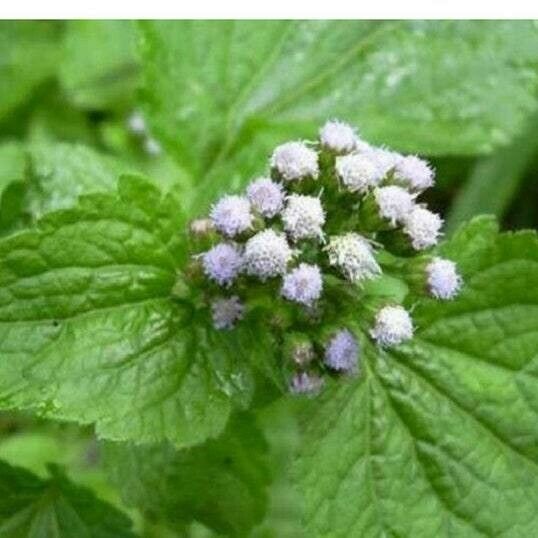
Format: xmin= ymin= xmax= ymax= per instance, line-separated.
xmin=188 ymin=119 xmax=463 ymax=396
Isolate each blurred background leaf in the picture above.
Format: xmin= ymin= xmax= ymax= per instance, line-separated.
xmin=138 ymin=20 xmax=538 ymax=213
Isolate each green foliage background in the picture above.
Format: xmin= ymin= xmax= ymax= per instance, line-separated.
xmin=1 ymin=20 xmax=538 ymax=537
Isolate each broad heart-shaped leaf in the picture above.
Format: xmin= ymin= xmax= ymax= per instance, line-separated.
xmin=0 ymin=460 xmax=135 ymax=537
xmin=139 ymin=21 xmax=538 ymax=213
xmin=294 ymin=217 xmax=538 ymax=537
xmin=104 ymin=412 xmax=271 ymax=536
xmin=0 ymin=175 xmax=274 ymax=447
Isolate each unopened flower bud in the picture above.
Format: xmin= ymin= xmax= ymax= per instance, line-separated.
xmin=210 ymin=195 xmax=253 ymax=238
xmin=289 ymin=372 xmax=324 ymax=396
xmin=284 ymin=333 xmax=315 ymax=367
xmin=271 ymin=141 xmax=319 ymax=182
xmin=281 ymin=263 xmax=323 ymax=306
xmin=426 ymin=257 xmax=462 ymax=300
xmin=324 ymin=329 xmax=359 ymax=372
xmin=211 ymin=296 xmax=245 ymax=330
xmin=127 ymin=111 xmax=146 ymax=135
xmin=190 ymin=218 xmax=215 ymax=237
xmin=243 ymin=229 xmax=293 ymax=281
xmin=282 ymin=194 xmax=325 ymax=241
xmin=370 ymin=305 xmax=413 ymax=347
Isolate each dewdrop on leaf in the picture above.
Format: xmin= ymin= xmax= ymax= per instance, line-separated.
xmin=282 ymin=194 xmax=325 ymax=241
xmin=243 ymin=229 xmax=293 ymax=281
xmin=404 ymin=207 xmax=443 ymax=250
xmin=210 ymin=195 xmax=253 ymax=238
xmin=394 ymin=155 xmax=435 ymax=191
xmin=202 ymin=243 xmax=242 ymax=287
xmin=246 ymin=177 xmax=285 ymax=218
xmin=374 ymin=186 xmax=416 ymax=226
xmin=324 ymin=329 xmax=359 ymax=372
xmin=211 ymin=296 xmax=245 ymax=330
xmin=325 ymin=233 xmax=381 ymax=283
xmin=319 ymin=119 xmax=357 ymax=153
xmin=335 ymin=153 xmax=382 ymax=193
xmin=289 ymin=372 xmax=324 ymax=396
xmin=270 ymin=141 xmax=319 ymax=182
xmin=370 ymin=305 xmax=414 ymax=347
xmin=281 ymin=263 xmax=323 ymax=306
xmin=426 ymin=257 xmax=462 ymax=300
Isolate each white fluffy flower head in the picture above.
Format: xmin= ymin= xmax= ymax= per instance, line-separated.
xmin=210 ymin=195 xmax=253 ymax=238
xmin=246 ymin=177 xmax=285 ymax=218
xmin=289 ymin=372 xmax=324 ymax=396
xmin=370 ymin=305 xmax=414 ymax=347
xmin=404 ymin=207 xmax=443 ymax=250
xmin=326 ymin=233 xmax=381 ymax=283
xmin=324 ymin=329 xmax=359 ymax=372
xmin=394 ymin=155 xmax=434 ymax=191
xmin=335 ymin=153 xmax=381 ymax=193
xmin=282 ymin=194 xmax=325 ymax=241
xmin=319 ymin=120 xmax=357 ymax=153
xmin=243 ymin=229 xmax=293 ymax=281
xmin=211 ymin=296 xmax=244 ymax=330
xmin=271 ymin=141 xmax=319 ymax=182
xmin=374 ymin=186 xmax=416 ymax=226
xmin=426 ymin=257 xmax=462 ymax=300
xmin=202 ymin=243 xmax=242 ymax=287
xmin=281 ymin=263 xmax=323 ymax=306
xmin=367 ymin=147 xmax=402 ymax=177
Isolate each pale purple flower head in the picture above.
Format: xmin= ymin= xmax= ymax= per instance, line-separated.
xmin=319 ymin=120 xmax=357 ymax=153
xmin=127 ymin=111 xmax=146 ymax=134
xmin=243 ymin=229 xmax=293 ymax=281
xmin=271 ymin=141 xmax=319 ymax=182
xmin=210 ymin=195 xmax=253 ymax=238
xmin=394 ymin=155 xmax=435 ymax=191
xmin=426 ymin=257 xmax=462 ymax=300
xmin=202 ymin=243 xmax=242 ymax=287
xmin=335 ymin=153 xmax=382 ymax=193
xmin=246 ymin=177 xmax=285 ymax=218
xmin=281 ymin=263 xmax=323 ymax=306
xmin=370 ymin=305 xmax=414 ymax=347
xmin=324 ymin=329 xmax=359 ymax=372
xmin=289 ymin=372 xmax=324 ymax=396
xmin=374 ymin=186 xmax=416 ymax=226
xmin=403 ymin=207 xmax=443 ymax=250
xmin=282 ymin=194 xmax=325 ymax=241
xmin=211 ymin=296 xmax=245 ymax=330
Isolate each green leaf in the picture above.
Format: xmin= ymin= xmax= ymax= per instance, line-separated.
xmin=0 ymin=21 xmax=61 ymax=120
xmin=294 ymin=217 xmax=538 ymax=537
xmin=0 ymin=461 xmax=135 ymax=537
xmin=446 ymin=114 xmax=538 ymax=234
xmin=26 ymin=142 xmax=137 ymax=217
xmin=60 ymin=21 xmax=139 ymax=111
xmin=0 ymin=142 xmax=30 ymax=235
xmin=0 ymin=176 xmax=261 ymax=447
xmin=139 ymin=21 xmax=538 ymax=212
xmin=104 ymin=412 xmax=270 ymax=536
